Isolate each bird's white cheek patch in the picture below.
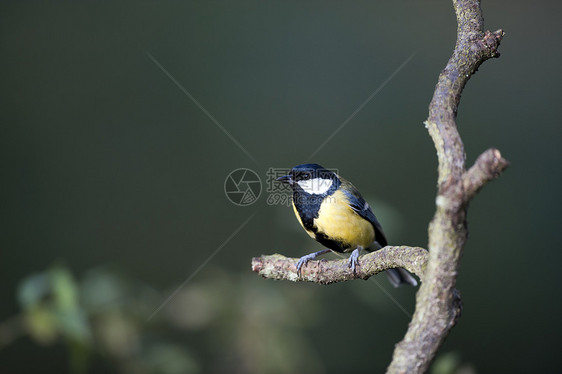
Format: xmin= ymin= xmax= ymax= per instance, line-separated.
xmin=297 ymin=178 xmax=333 ymax=195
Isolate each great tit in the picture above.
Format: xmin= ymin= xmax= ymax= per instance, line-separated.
xmin=276 ymin=163 xmax=417 ymax=287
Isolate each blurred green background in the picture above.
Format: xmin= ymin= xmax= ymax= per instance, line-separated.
xmin=1 ymin=1 xmax=561 ymax=373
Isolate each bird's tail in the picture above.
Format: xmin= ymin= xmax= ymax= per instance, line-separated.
xmin=385 ymin=268 xmax=418 ymax=287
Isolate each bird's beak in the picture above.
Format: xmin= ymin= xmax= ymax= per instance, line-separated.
xmin=276 ymin=175 xmax=293 ymax=184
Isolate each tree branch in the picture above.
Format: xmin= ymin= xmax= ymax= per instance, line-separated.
xmin=463 ymin=148 xmax=509 ymax=201
xmin=251 ymin=0 xmax=507 ymax=372
xmin=387 ymin=1 xmax=506 ymax=373
xmin=252 ymin=246 xmax=429 ymax=284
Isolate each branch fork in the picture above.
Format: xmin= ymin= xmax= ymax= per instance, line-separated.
xmin=252 ymin=1 xmax=508 ymax=372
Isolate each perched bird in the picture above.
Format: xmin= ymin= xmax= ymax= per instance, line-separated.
xmin=276 ymin=163 xmax=417 ymax=287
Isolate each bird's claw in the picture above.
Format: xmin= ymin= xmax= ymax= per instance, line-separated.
xmin=348 ymin=248 xmax=360 ymax=273
xmin=296 ymin=249 xmax=331 ymax=276
xmin=296 ymin=255 xmax=312 ymax=276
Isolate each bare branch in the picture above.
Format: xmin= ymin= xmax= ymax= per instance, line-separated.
xmin=387 ymin=1 xmax=505 ymax=373
xmin=252 ymin=246 xmax=429 ymax=284
xmin=463 ymin=148 xmax=509 ymax=201
xmin=252 ymin=1 xmax=507 ymax=372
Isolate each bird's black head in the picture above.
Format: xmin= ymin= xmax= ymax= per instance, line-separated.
xmin=276 ymin=163 xmax=340 ymax=196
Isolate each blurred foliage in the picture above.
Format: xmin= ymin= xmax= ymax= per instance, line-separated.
xmin=12 ymin=263 xmax=325 ymax=374
xmin=18 ymin=265 xmax=92 ymax=372
xmin=431 ymin=352 xmax=477 ymax=374
xmin=13 ymin=264 xmax=480 ymax=373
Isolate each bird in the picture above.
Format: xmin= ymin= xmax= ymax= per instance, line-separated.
xmin=276 ymin=163 xmax=417 ymax=287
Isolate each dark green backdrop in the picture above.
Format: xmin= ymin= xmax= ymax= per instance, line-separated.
xmin=1 ymin=1 xmax=560 ymax=373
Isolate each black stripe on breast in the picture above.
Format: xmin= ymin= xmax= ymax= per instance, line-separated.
xmin=292 ymin=177 xmax=341 ymax=231
xmin=293 ymin=191 xmax=323 ymax=231
xmin=314 ymin=231 xmax=349 ymax=253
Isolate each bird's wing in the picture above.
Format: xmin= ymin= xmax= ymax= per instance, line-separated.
xmin=340 ymin=179 xmax=388 ymax=247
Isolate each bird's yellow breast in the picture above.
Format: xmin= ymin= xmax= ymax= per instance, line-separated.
xmin=292 ymin=189 xmax=375 ymax=251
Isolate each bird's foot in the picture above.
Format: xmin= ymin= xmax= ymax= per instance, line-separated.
xmin=348 ymin=248 xmax=361 ymax=273
xmin=296 ymin=249 xmax=330 ymax=276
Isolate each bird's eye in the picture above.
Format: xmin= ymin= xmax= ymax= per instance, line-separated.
xmin=301 ymin=172 xmax=311 ymax=180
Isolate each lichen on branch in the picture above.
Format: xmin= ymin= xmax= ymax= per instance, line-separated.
xmin=252 ymin=246 xmax=429 ymax=284
xmin=252 ymin=1 xmax=508 ymax=373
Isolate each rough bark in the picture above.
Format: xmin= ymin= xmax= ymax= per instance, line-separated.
xmin=252 ymin=246 xmax=429 ymax=284
xmin=251 ymin=1 xmax=508 ymax=372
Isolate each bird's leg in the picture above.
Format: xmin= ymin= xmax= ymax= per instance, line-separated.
xmin=296 ymin=249 xmax=331 ymax=275
xmin=348 ymin=247 xmax=363 ymax=273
